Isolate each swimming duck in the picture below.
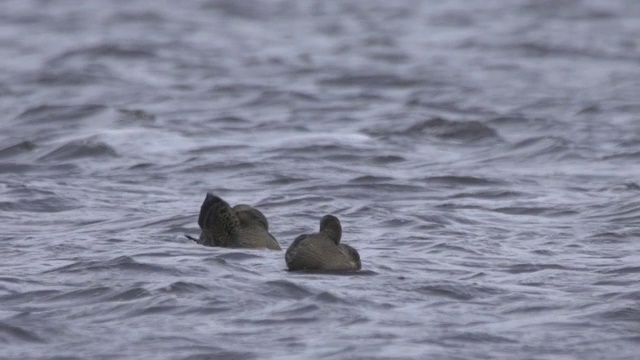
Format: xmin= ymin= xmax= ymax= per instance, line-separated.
xmin=197 ymin=193 xmax=281 ymax=250
xmin=285 ymin=215 xmax=361 ymax=271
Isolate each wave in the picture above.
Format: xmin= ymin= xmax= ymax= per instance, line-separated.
xmin=39 ymin=137 xmax=118 ymax=161
xmin=0 ymin=141 xmax=37 ymax=159
xmin=318 ymin=73 xmax=425 ymax=88
xmin=17 ymin=104 xmax=108 ymax=124
xmin=42 ymin=256 xmax=180 ymax=275
xmin=368 ymin=117 xmax=500 ymax=143
xmin=0 ymin=322 xmax=45 ymax=343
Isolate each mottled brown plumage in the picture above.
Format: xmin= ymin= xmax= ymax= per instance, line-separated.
xmin=198 ymin=193 xmax=281 ymax=250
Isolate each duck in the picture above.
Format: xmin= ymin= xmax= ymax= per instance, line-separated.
xmin=285 ymin=215 xmax=361 ymax=271
xmin=197 ymin=193 xmax=281 ymax=250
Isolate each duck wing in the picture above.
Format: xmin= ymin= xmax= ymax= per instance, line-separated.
xmin=199 ymin=194 xmax=240 ymax=247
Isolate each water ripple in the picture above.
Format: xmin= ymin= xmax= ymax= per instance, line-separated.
xmin=42 ymin=256 xmax=179 ymax=275
xmin=2 ymin=0 xmax=640 ymax=359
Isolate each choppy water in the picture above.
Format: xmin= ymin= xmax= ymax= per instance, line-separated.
xmin=2 ymin=0 xmax=640 ymax=359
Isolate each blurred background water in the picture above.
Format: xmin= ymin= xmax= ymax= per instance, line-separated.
xmin=1 ymin=0 xmax=640 ymax=359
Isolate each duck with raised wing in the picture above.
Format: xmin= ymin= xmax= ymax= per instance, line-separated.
xmin=197 ymin=193 xmax=281 ymax=250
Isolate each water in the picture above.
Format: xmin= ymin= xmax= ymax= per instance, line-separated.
xmin=1 ymin=0 xmax=640 ymax=358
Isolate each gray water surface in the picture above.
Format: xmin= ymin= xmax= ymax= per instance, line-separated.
xmin=2 ymin=0 xmax=640 ymax=359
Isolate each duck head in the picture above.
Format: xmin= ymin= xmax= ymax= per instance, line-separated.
xmin=319 ymin=214 xmax=342 ymax=245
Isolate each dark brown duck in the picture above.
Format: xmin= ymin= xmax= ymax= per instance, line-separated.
xmin=285 ymin=215 xmax=361 ymax=271
xmin=197 ymin=193 xmax=281 ymax=250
